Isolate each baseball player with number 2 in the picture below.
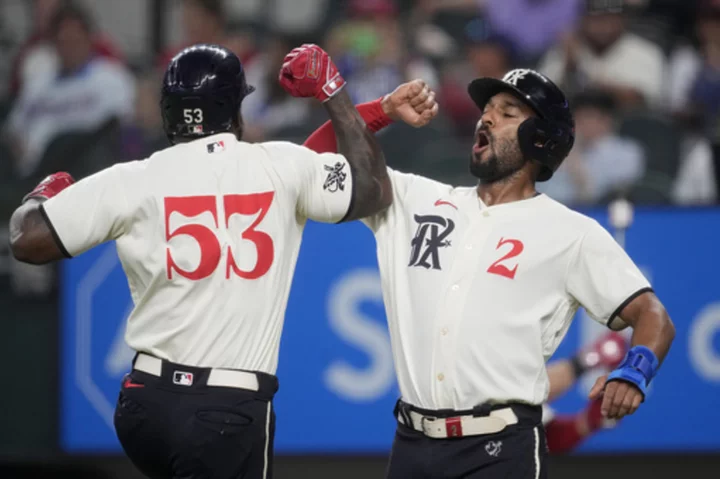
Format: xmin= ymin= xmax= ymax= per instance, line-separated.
xmin=299 ymin=68 xmax=676 ymax=478
xmin=7 ymin=43 xmax=433 ymax=479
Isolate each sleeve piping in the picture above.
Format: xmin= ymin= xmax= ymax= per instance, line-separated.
xmin=39 ymin=203 xmax=72 ymax=258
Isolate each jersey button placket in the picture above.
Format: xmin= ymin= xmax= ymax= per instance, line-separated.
xmin=436 ymin=257 xmax=471 ymax=406
xmin=449 ymin=214 xmax=493 ymax=404
xmin=432 ymin=274 xmax=462 ymax=406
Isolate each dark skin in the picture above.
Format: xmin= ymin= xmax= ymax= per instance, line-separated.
xmin=323 ymin=88 xmax=392 ymax=221
xmin=9 ymin=198 xmax=61 ymax=264
xmin=10 ymin=88 xmax=391 ymax=264
xmin=472 ymin=91 xmax=675 ymax=420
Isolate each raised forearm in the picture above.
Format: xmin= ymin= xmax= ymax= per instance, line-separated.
xmin=323 ymin=90 xmax=391 ymax=220
xmin=304 ymin=98 xmax=393 ymax=153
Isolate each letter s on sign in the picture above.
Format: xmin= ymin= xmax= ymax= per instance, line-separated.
xmin=324 ymin=269 xmax=395 ymax=402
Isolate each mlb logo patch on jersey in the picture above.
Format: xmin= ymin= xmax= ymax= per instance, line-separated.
xmin=207 ymin=140 xmax=225 ymax=153
xmin=173 ymin=371 xmax=194 ymax=386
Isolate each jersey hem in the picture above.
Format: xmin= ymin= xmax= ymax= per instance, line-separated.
xmin=39 ymin=203 xmax=72 ymax=258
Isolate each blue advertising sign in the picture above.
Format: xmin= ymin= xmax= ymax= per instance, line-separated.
xmin=60 ymin=208 xmax=720 ymax=453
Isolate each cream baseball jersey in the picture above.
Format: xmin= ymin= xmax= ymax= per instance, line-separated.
xmin=362 ymin=169 xmax=651 ymax=410
xmin=41 ymin=133 xmax=353 ymax=373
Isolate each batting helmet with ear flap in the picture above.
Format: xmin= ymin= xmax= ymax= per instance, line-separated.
xmin=161 ymin=44 xmax=255 ymax=144
xmin=468 ymin=69 xmax=575 ymax=182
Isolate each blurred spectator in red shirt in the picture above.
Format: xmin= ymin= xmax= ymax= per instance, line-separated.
xmin=9 ymin=0 xmax=124 ymax=97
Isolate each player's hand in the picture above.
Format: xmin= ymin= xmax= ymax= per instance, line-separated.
xmin=588 ymin=373 xmax=643 ymax=420
xmin=278 ymin=44 xmax=345 ymax=103
xmin=585 ymin=397 xmax=619 ymax=431
xmin=23 ymin=172 xmax=75 ymax=203
xmin=381 ymin=79 xmax=439 ymax=128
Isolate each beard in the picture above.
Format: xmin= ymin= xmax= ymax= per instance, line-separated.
xmin=469 ymin=134 xmax=526 ymax=184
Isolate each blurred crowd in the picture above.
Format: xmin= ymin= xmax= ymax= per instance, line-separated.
xmin=1 ymin=0 xmax=720 ymax=226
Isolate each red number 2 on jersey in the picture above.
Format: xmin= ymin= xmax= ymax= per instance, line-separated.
xmin=487 ymin=237 xmax=524 ymax=280
xmin=164 ymin=193 xmax=275 ymax=281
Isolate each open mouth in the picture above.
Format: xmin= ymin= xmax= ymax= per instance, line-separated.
xmin=473 ymin=131 xmax=490 ymax=155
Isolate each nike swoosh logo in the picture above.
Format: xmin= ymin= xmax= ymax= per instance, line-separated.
xmin=123 ymin=378 xmax=145 ymax=389
xmin=434 ymin=199 xmax=458 ymax=210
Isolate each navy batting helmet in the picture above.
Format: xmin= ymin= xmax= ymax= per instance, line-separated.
xmin=161 ymin=44 xmax=255 ymax=143
xmin=468 ymin=69 xmax=574 ymax=182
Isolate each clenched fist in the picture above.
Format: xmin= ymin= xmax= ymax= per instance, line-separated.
xmin=381 ymin=80 xmax=439 ymax=128
xmin=278 ymin=44 xmax=346 ymax=103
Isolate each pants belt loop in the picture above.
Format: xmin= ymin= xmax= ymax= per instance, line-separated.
xmin=402 ymin=406 xmax=413 ymax=427
xmin=395 ymin=400 xmax=412 ymax=426
xmin=472 ymin=403 xmax=493 ymax=417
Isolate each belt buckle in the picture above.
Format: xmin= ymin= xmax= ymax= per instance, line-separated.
xmin=421 ymin=415 xmax=464 ymax=438
xmin=444 ymin=416 xmax=463 ymax=438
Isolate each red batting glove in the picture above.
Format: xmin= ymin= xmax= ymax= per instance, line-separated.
xmin=23 ymin=172 xmax=75 ymax=203
xmin=278 ymin=44 xmax=346 ymax=103
xmin=577 ymin=331 xmax=628 ymax=372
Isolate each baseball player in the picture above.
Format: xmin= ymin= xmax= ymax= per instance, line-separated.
xmin=298 ymin=69 xmax=675 ymax=478
xmin=8 ymin=43 xmax=420 ymax=479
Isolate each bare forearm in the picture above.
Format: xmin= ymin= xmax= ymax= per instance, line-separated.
xmin=323 ymin=90 xmax=391 ymax=220
xmin=617 ymin=292 xmax=675 ymax=367
xmin=303 ymin=98 xmax=393 ymax=153
xmin=629 ymin=308 xmax=675 ymax=366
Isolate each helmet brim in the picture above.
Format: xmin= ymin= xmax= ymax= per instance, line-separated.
xmin=467 ymin=78 xmax=543 ymax=118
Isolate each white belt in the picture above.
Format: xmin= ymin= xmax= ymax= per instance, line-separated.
xmin=134 ymin=353 xmax=260 ymax=392
xmin=398 ymin=407 xmax=518 ymax=439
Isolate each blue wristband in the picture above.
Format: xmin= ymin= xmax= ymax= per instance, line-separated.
xmin=606 ymin=346 xmax=660 ymax=400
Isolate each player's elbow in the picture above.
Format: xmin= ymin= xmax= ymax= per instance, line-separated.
xmin=662 ymin=312 xmax=676 ymax=345
xmin=647 ymin=300 xmax=675 ymax=343
xmin=10 ymin=235 xmax=38 ymax=264
xmin=9 ymin=208 xmax=53 ymax=265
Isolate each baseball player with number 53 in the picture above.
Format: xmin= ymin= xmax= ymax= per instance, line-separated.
xmin=300 ymin=68 xmax=676 ymax=478
xmin=7 ymin=43 xmax=435 ymax=479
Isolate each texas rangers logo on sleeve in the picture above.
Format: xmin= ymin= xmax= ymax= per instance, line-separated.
xmin=323 ymin=162 xmax=347 ymax=193
xmin=408 ymin=214 xmax=455 ymax=270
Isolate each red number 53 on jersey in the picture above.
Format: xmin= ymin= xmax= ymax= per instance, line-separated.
xmin=164 ymin=193 xmax=275 ymax=281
